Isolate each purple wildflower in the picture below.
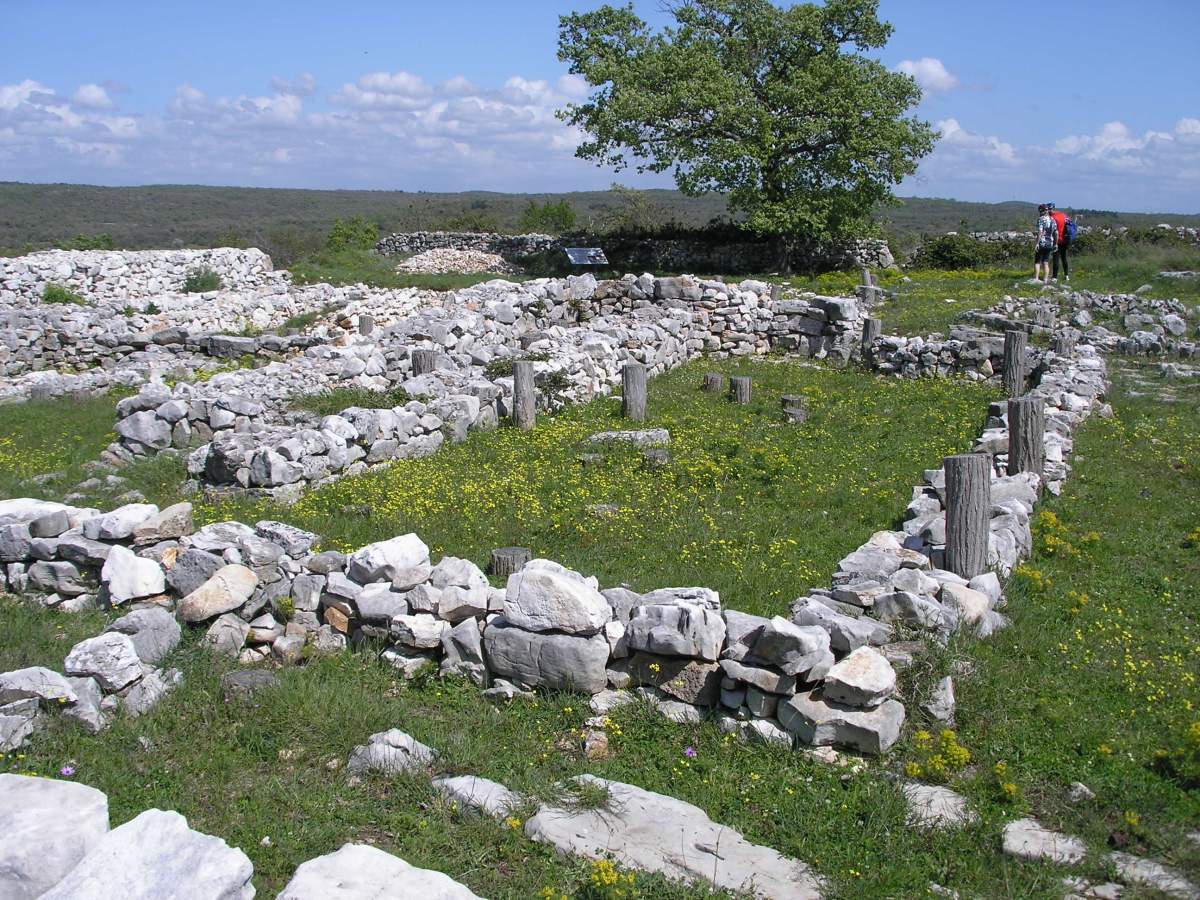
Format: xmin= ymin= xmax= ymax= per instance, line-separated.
xmin=59 ymin=765 xmax=75 ymax=777
xmin=684 ymin=746 xmax=697 ymax=758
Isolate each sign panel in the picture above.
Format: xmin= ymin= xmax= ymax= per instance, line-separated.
xmin=564 ymin=247 xmax=609 ymax=266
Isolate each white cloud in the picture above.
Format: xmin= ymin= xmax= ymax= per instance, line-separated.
xmin=896 ymin=58 xmax=959 ymax=92
xmin=72 ymin=83 xmax=113 ymax=109
xmin=935 ymin=118 xmax=1017 ymax=164
xmin=270 ymin=73 xmax=316 ymax=97
xmin=0 ymin=80 xmax=53 ymax=110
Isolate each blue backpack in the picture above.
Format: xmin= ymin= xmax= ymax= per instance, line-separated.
xmin=1064 ymin=217 xmax=1078 ymax=243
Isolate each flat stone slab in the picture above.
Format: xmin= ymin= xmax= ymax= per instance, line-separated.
xmin=432 ymin=775 xmax=522 ymax=820
xmin=900 ymin=782 xmax=977 ymax=830
xmin=0 ymin=666 xmax=77 ymax=706
xmin=37 ymin=808 xmax=254 ymax=900
xmin=586 ymin=428 xmax=670 ymax=447
xmin=277 ymin=842 xmax=483 ymax=899
xmin=1001 ymin=817 xmax=1087 ymax=865
xmin=0 ymin=774 xmax=110 ymax=900
xmin=525 ymin=774 xmax=823 ymax=899
xmin=1110 ymin=851 xmax=1199 ymax=899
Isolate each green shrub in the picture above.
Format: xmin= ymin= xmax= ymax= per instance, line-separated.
xmin=145 ymin=302 xmax=160 ymax=315
xmin=183 ymin=268 xmax=222 ymax=293
xmin=518 ymin=200 xmax=578 ymax=235
xmin=41 ymin=283 xmax=86 ymax=305
xmin=483 ymin=351 xmax=550 ymax=381
xmin=326 ymin=216 xmax=380 ymax=253
xmin=290 ymin=385 xmax=411 ymax=417
xmin=63 ymin=233 xmax=115 ymax=251
xmin=442 ymin=211 xmax=502 ymax=233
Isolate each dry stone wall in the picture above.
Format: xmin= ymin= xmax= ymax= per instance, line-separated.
xmin=0 ymin=325 xmax=1108 ymax=759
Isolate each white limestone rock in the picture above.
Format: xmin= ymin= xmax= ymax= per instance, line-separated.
xmin=777 ymin=691 xmax=905 ymax=754
xmin=176 ymin=565 xmax=258 ymax=623
xmin=483 ymin=618 xmax=609 ymax=693
xmin=432 ymin=775 xmax=521 ymax=820
xmin=503 ymin=559 xmax=610 ymax=635
xmin=347 ymin=533 xmax=430 ymax=584
xmin=277 ymin=842 xmax=483 ymax=899
xmin=0 ymin=774 xmax=110 ymax=900
xmin=100 ymin=545 xmax=166 ymax=604
xmin=901 ymin=782 xmax=977 ymax=830
xmin=63 ymin=632 xmax=144 ymax=692
xmin=346 ymin=728 xmax=437 ymax=776
xmin=37 ymin=808 xmax=254 ymax=900
xmin=821 ymin=647 xmax=897 ymax=709
xmin=105 ymin=607 xmax=181 ymax=665
xmin=0 ymin=665 xmax=77 ymax=705
xmin=526 ymin=775 xmax=823 ymax=899
xmin=1001 ymin=817 xmax=1087 ymax=865
xmin=625 ymin=602 xmax=726 ymax=661
xmin=749 ymin=616 xmax=834 ymax=679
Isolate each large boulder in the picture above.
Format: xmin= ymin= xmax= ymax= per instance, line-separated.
xmin=277 ymin=842 xmax=483 ymax=899
xmin=625 ymin=603 xmax=725 ymax=661
xmin=37 ymin=808 xmax=254 ymax=900
xmin=347 ymin=534 xmax=430 ymax=584
xmin=749 ymin=617 xmax=834 ymax=680
xmin=63 ymin=632 xmax=143 ymax=692
xmin=483 ymin=618 xmax=609 ymax=693
xmin=176 ymin=565 xmax=258 ymax=623
xmin=503 ymin=559 xmax=610 ymax=635
xmin=0 ymin=774 xmax=110 ymax=900
xmin=100 ymin=545 xmax=165 ymax=604
xmin=81 ymin=503 xmax=159 ymax=541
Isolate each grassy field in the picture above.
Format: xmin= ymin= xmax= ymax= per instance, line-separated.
xmin=3 ymin=360 xmax=1197 ymax=898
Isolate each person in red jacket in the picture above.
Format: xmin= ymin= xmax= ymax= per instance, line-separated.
xmin=1048 ymin=203 xmax=1071 ymax=282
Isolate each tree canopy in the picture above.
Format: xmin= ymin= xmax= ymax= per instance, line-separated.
xmin=557 ymin=0 xmax=937 ymax=267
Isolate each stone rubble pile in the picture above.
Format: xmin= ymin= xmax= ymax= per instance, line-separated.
xmin=962 ymin=289 xmax=1197 ymax=358
xmin=0 ymin=247 xmax=282 ymax=304
xmin=396 ymin=247 xmax=521 ymax=275
xmin=107 ymin=272 xmax=867 ymax=498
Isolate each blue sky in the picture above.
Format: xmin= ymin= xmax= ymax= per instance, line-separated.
xmin=2 ymin=0 xmax=1197 ymax=211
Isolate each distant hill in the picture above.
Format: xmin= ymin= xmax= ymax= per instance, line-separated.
xmin=2 ymin=182 xmax=1197 ymax=261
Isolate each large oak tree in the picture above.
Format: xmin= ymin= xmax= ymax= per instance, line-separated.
xmin=557 ymin=0 xmax=937 ymax=270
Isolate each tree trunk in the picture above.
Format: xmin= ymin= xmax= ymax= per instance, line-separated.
xmin=944 ymin=453 xmax=991 ymax=579
xmin=703 ymin=372 xmax=724 ymax=393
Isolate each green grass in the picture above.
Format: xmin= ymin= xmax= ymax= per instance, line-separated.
xmin=0 ymin=393 xmax=124 ymax=499
xmin=41 ymin=283 xmax=87 ymax=305
xmin=288 ymin=247 xmax=503 ymax=291
xmin=289 ymin=386 xmax=412 ymax=417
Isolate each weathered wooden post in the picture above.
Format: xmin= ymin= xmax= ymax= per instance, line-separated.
xmin=622 ymin=362 xmax=647 ymax=422
xmin=512 ymin=360 xmax=536 ymax=430
xmin=1052 ymin=332 xmax=1076 ymax=356
xmin=1007 ymin=396 xmax=1045 ymax=479
xmin=411 ymin=348 xmax=438 ymax=376
xmin=703 ymin=372 xmax=724 ymax=393
xmin=490 ymin=547 xmax=531 ymax=579
xmin=729 ymin=376 xmax=752 ymax=405
xmin=861 ymin=316 xmax=881 ymax=359
xmin=1002 ymin=330 xmax=1028 ymax=397
xmin=781 ymin=395 xmax=808 ymax=424
xmin=944 ymin=453 xmax=991 ymax=579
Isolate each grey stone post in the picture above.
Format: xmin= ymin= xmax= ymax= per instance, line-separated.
xmin=861 ymin=317 xmax=881 ymax=358
xmin=1007 ymin=396 xmax=1045 ymax=479
xmin=512 ymin=360 xmax=536 ymax=430
xmin=490 ymin=547 xmax=531 ymax=579
xmin=945 ymin=453 xmax=991 ymax=579
xmin=729 ymin=376 xmax=752 ymax=405
xmin=622 ymin=362 xmax=647 ymax=422
xmin=411 ymin=348 xmax=438 ymax=376
xmin=1002 ymin=330 xmax=1028 ymax=397
xmin=703 ymin=372 xmax=724 ymax=393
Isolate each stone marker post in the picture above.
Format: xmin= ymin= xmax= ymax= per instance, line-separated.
xmin=622 ymin=362 xmax=647 ymax=422
xmin=512 ymin=360 xmax=536 ymax=430
xmin=411 ymin=348 xmax=438 ymax=377
xmin=945 ymin=453 xmax=991 ymax=579
xmin=1007 ymin=396 xmax=1045 ymax=479
xmin=358 ymin=314 xmax=375 ymax=336
xmin=781 ymin=395 xmax=808 ymax=424
xmin=729 ymin=376 xmax=752 ymax=405
xmin=860 ymin=266 xmax=874 ymax=288
xmin=861 ymin=317 xmax=881 ymax=359
xmin=703 ymin=372 xmax=724 ymax=393
xmin=770 ymin=283 xmax=782 ymax=302
xmin=1002 ymin=330 xmax=1028 ymax=397
xmin=490 ymin=547 xmax=531 ymax=579
xmin=1052 ymin=332 xmax=1076 ymax=356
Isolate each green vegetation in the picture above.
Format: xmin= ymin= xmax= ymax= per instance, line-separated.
xmin=62 ymin=233 xmax=115 ymax=251
xmin=0 ymin=393 xmax=123 ymax=498
xmin=40 ymin=283 xmax=86 ymax=305
xmin=557 ymin=0 xmax=936 ymax=270
xmin=182 ymin=267 xmax=222 ymax=293
xmin=518 ymin=199 xmax=579 ymax=234
xmin=289 ymin=386 xmax=412 ymax=418
xmin=289 ymin=247 xmax=503 ymax=291
xmin=325 ymin=215 xmax=379 ymax=252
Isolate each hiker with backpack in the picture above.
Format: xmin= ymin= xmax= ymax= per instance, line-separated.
xmin=1034 ymin=203 xmax=1057 ymax=284
xmin=1048 ymin=203 xmax=1076 ymax=282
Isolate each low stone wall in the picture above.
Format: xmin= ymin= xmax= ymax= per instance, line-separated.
xmin=0 ymin=332 xmax=1108 ymax=759
xmin=375 ymin=231 xmax=896 ymax=273
xmin=0 ymin=248 xmax=283 ymax=305
xmin=958 ymin=224 xmax=1200 ymax=246
xmin=109 ymin=273 xmax=867 ymax=498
